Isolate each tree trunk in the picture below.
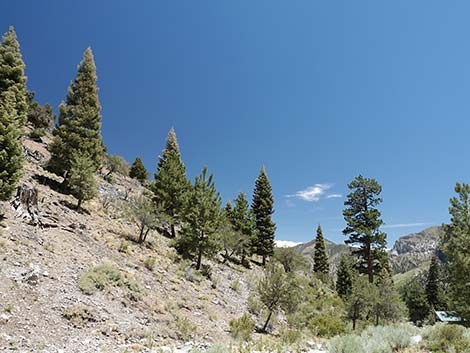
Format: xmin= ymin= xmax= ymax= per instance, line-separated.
xmin=367 ymin=242 xmax=373 ymax=283
xmin=138 ymin=223 xmax=145 ymax=243
xmin=262 ymin=311 xmax=273 ymax=332
xmin=77 ymin=198 xmax=82 ymax=210
xmin=375 ymin=311 xmax=379 ymax=326
xmin=262 ymin=255 xmax=266 ymax=267
xmin=170 ymin=223 xmax=176 ymax=238
xmin=196 ymin=247 xmax=203 ymax=270
xmin=352 ymin=316 xmax=356 ymax=330
xmin=143 ymin=228 xmax=150 ymax=242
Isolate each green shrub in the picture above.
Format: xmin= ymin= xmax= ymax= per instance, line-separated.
xmin=229 ymin=313 xmax=256 ymax=341
xmin=143 ymin=256 xmax=156 ymax=271
xmin=308 ymin=312 xmax=347 ymax=338
xmin=79 ymin=263 xmax=141 ymax=297
xmin=247 ymin=293 xmax=263 ymax=315
xmin=174 ymin=315 xmax=195 ymax=340
xmin=29 ymin=128 xmax=46 ymax=139
xmin=329 ymin=334 xmax=364 ymax=353
xmin=230 ymin=279 xmax=241 ymax=293
xmin=426 ymin=324 xmax=470 ymax=353
xmin=119 ymin=240 xmax=129 ymax=253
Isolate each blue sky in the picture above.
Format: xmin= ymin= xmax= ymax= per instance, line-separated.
xmin=2 ymin=1 xmax=469 ymax=245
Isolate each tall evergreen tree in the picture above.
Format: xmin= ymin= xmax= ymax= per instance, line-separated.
xmin=0 ymin=92 xmax=23 ymax=201
xmin=129 ymin=157 xmax=148 ymax=183
xmin=252 ymin=166 xmax=276 ymax=266
xmin=336 ymin=255 xmax=353 ymax=299
xmin=343 ymin=175 xmax=387 ymax=283
xmin=177 ymin=167 xmax=222 ymax=270
xmin=313 ymin=224 xmax=329 ymax=274
xmin=153 ymin=128 xmax=191 ymax=238
xmin=0 ymin=26 xmax=28 ymax=126
xmin=426 ymin=254 xmax=442 ymax=309
xmin=230 ymin=192 xmax=255 ymax=265
xmin=442 ymin=182 xmax=470 ymax=319
xmin=48 ymin=47 xmax=104 ymax=179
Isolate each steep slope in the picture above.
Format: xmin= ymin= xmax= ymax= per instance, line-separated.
xmin=0 ymin=134 xmax=260 ymax=352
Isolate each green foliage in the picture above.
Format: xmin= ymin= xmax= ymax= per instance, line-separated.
xmin=26 ymin=92 xmax=55 ymax=130
xmin=400 ymin=279 xmax=430 ymax=325
xmin=229 ymin=192 xmax=256 ymax=265
xmin=257 ymin=263 xmax=297 ymax=332
xmin=346 ymin=275 xmax=375 ymax=330
xmin=28 ymin=127 xmax=46 ymax=139
xmin=143 ymin=257 xmax=156 ymax=271
xmin=104 ymin=154 xmax=129 ymax=177
xmin=336 ymin=255 xmax=354 ymax=299
xmin=79 ymin=263 xmax=141 ymax=296
xmin=425 ymin=254 xmax=446 ymax=310
xmin=252 ymin=166 xmax=276 ymax=266
xmin=343 ymin=175 xmax=387 ymax=283
xmin=371 ymin=272 xmax=406 ymax=325
xmin=174 ymin=315 xmax=195 ymax=341
xmin=426 ymin=323 xmax=470 ymax=353
xmin=152 ymin=128 xmax=191 ymax=238
xmin=328 ymin=334 xmax=364 ymax=353
xmin=48 ymin=48 xmax=104 ymax=177
xmin=313 ymin=224 xmax=329 ymax=274
xmin=230 ymin=279 xmax=241 ymax=293
xmin=442 ymin=182 xmax=470 ymax=320
xmin=229 ymin=313 xmax=256 ymax=341
xmin=273 ymin=247 xmax=308 ymax=273
xmin=0 ymin=26 xmax=28 ymax=126
xmin=67 ymin=154 xmax=97 ymax=209
xmin=129 ymin=156 xmax=148 ymax=183
xmin=125 ymin=194 xmax=163 ymax=243
xmin=0 ymin=91 xmax=23 ymax=201
xmin=307 ymin=311 xmax=347 ymax=338
xmin=176 ymin=167 xmax=222 ymax=270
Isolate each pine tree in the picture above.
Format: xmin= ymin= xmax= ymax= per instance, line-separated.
xmin=336 ymin=255 xmax=353 ymax=299
xmin=177 ymin=167 xmax=222 ymax=270
xmin=67 ymin=154 xmax=97 ymax=210
xmin=48 ymin=48 xmax=104 ymax=179
xmin=442 ymin=182 xmax=470 ymax=319
xmin=426 ymin=254 xmax=441 ymax=309
xmin=252 ymin=166 xmax=276 ymax=266
xmin=153 ymin=128 xmax=191 ymax=238
xmin=231 ymin=192 xmax=255 ymax=266
xmin=129 ymin=157 xmax=148 ymax=183
xmin=0 ymin=26 xmax=28 ymax=126
xmin=0 ymin=92 xmax=23 ymax=201
xmin=343 ymin=175 xmax=387 ymax=283
xmin=313 ymin=224 xmax=329 ymax=274
xmin=401 ymin=280 xmax=430 ymax=325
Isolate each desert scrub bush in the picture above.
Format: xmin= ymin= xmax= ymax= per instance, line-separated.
xmin=426 ymin=323 xmax=470 ymax=353
xmin=229 ymin=313 xmax=256 ymax=341
xmin=174 ymin=315 xmax=195 ymax=340
xmin=328 ymin=334 xmax=364 ymax=353
xmin=278 ymin=325 xmax=302 ymax=345
xmin=119 ymin=240 xmax=130 ymax=253
xmin=63 ymin=304 xmax=96 ymax=326
xmin=308 ymin=312 xmax=347 ymax=337
xmin=247 ymin=293 xmax=263 ymax=315
xmin=361 ymin=325 xmax=412 ymax=351
xmin=143 ymin=256 xmax=156 ymax=271
xmin=230 ymin=279 xmax=241 ymax=293
xmin=79 ymin=263 xmax=141 ymax=296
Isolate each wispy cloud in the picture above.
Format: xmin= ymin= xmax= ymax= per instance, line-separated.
xmin=286 ymin=184 xmax=341 ymax=202
xmin=382 ymin=222 xmax=429 ymax=229
xmin=327 ymin=194 xmax=342 ymax=199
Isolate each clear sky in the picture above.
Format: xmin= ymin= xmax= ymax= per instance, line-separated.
xmin=2 ymin=1 xmax=469 ymax=245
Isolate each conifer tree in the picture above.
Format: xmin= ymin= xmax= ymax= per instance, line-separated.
xmin=343 ymin=175 xmax=387 ymax=283
xmin=313 ymin=224 xmax=329 ymax=274
xmin=67 ymin=154 xmax=97 ymax=210
xmin=252 ymin=166 xmax=276 ymax=266
xmin=129 ymin=157 xmax=148 ymax=183
xmin=0 ymin=26 xmax=28 ymax=126
xmin=153 ymin=128 xmax=191 ymax=238
xmin=0 ymin=92 xmax=23 ymax=201
xmin=426 ymin=254 xmax=442 ymax=309
xmin=177 ymin=167 xmax=222 ymax=270
xmin=442 ymin=182 xmax=470 ymax=319
xmin=401 ymin=280 xmax=430 ymax=324
xmin=48 ymin=48 xmax=104 ymax=179
xmin=230 ymin=192 xmax=255 ymax=266
xmin=336 ymin=255 xmax=353 ymax=299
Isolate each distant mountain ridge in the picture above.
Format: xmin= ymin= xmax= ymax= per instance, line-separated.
xmin=295 ymin=226 xmax=442 ymax=275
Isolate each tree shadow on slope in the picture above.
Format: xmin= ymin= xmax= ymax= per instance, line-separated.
xmin=32 ymin=174 xmax=66 ymax=195
xmin=59 ymin=199 xmax=91 ymax=215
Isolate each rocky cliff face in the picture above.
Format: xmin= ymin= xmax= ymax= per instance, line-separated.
xmin=389 ymin=226 xmax=442 ymax=273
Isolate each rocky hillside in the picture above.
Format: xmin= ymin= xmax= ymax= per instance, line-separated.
xmin=0 ymin=133 xmax=263 ymax=353
xmin=295 ymin=238 xmax=350 ymax=272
